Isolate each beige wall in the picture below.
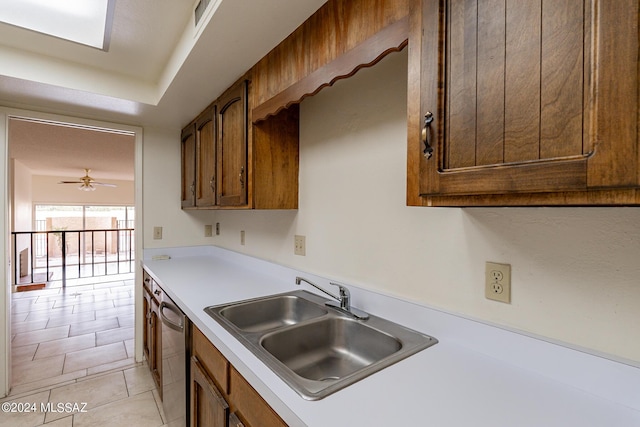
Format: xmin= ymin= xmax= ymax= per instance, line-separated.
xmin=206 ymin=50 xmax=640 ymax=364
xmin=142 ymin=127 xmax=216 ymax=248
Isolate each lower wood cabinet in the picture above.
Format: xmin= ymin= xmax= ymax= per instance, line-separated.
xmin=191 ymin=326 xmax=287 ymax=427
xmin=142 ymin=272 xmax=162 ymax=397
xmin=191 ymin=356 xmax=229 ymax=427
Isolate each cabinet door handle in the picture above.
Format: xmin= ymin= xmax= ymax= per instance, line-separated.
xmin=190 ymin=181 xmax=195 ymax=195
xmin=239 ymin=166 xmax=245 ymax=189
xmin=209 ymin=176 xmax=215 ymax=192
xmin=422 ymin=111 xmax=434 ymax=159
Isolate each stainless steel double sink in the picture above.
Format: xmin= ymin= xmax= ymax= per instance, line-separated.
xmin=204 ymin=290 xmax=437 ymax=400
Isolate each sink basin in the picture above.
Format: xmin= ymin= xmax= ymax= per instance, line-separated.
xmin=204 ymin=290 xmax=437 ymax=400
xmin=261 ymin=317 xmax=401 ymax=381
xmin=210 ymin=294 xmax=327 ymax=333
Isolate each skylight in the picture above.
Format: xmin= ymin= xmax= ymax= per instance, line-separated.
xmin=0 ymin=0 xmax=115 ymax=50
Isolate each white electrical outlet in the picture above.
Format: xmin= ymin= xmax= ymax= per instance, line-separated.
xmin=485 ymin=262 xmax=511 ymax=303
xmin=153 ymin=226 xmax=163 ymax=240
xmin=294 ymin=235 xmax=306 ymax=256
xmin=204 ymin=224 xmax=213 ymax=237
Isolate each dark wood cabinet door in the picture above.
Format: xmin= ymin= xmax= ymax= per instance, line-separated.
xmin=181 ymin=124 xmax=197 ymax=208
xmin=150 ymin=298 xmax=162 ymax=398
xmin=142 ymin=287 xmax=151 ymax=362
xmin=217 ymin=80 xmax=248 ymax=207
xmin=190 ymin=356 xmax=229 ymax=427
xmin=196 ymin=107 xmax=217 ymax=207
xmin=409 ymin=0 xmax=639 ymax=205
xmin=229 ymin=367 xmax=287 ymax=427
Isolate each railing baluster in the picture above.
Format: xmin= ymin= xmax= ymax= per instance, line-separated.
xmin=104 ymin=230 xmax=108 ymax=275
xmin=77 ymin=232 xmax=81 ymax=279
xmin=61 ymin=231 xmax=67 ymax=288
xmin=45 ymin=231 xmax=49 ymax=282
xmin=91 ymin=231 xmax=95 ymax=277
xmin=116 ymin=229 xmax=120 ymax=274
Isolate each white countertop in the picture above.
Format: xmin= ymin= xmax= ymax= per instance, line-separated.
xmin=143 ymin=246 xmax=640 ymax=427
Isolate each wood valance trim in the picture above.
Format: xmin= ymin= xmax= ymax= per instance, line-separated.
xmin=252 ymin=16 xmax=409 ymax=123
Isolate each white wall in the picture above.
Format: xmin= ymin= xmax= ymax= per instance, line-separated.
xmin=12 ymin=159 xmax=32 ymax=231
xmin=142 ymin=127 xmax=216 ymax=248
xmin=209 ymin=50 xmax=640 ymax=364
xmin=11 ymin=159 xmax=33 ymax=281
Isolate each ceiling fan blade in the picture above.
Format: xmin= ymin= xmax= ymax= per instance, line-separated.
xmin=58 ymin=180 xmax=84 ymax=184
xmin=93 ymin=182 xmax=118 ymax=187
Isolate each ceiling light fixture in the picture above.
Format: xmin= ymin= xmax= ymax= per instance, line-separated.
xmin=58 ymin=169 xmax=117 ymax=191
xmin=0 ymin=0 xmax=116 ymax=50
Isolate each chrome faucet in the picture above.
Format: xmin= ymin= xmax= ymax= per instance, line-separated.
xmin=295 ymin=276 xmax=369 ymax=320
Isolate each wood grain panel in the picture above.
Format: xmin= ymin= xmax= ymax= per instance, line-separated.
xmin=406 ymin=0 xmax=424 ymax=206
xmin=229 ymin=367 xmax=287 ymax=427
xmin=446 ymin=0 xmax=477 ymax=169
xmin=425 ymin=188 xmax=640 ymax=207
xmin=252 ymin=105 xmax=299 ymax=209
xmin=251 ymin=0 xmax=409 ymax=111
xmin=192 ymin=327 xmax=229 ymax=394
xmin=181 ymin=123 xmax=196 ymax=208
xmin=504 ymin=0 xmax=541 ymax=162
xmin=191 ymin=356 xmax=229 ymax=427
xmin=253 ymin=17 xmax=409 ymax=122
xmin=586 ymin=0 xmax=639 ymax=187
xmin=424 ymin=157 xmax=587 ymax=195
xmin=217 ymin=81 xmax=247 ymax=207
xmin=540 ymin=0 xmax=584 ymax=159
xmin=476 ymin=0 xmax=506 ymax=166
xmin=196 ymin=107 xmax=216 ymax=207
xmin=418 ymin=0 xmax=446 ymax=196
xmin=410 ymin=0 xmax=640 ymax=205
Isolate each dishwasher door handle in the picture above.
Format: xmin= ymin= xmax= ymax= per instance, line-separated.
xmin=159 ymin=301 xmax=184 ymax=332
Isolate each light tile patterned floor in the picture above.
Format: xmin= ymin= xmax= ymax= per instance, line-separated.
xmin=1 ymin=275 xmax=175 ymax=427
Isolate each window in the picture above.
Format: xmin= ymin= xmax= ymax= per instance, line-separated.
xmin=0 ymin=0 xmax=115 ymax=50
xmin=35 ymin=204 xmax=134 ymax=231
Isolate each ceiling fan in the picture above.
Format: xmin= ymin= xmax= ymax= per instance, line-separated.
xmin=58 ymin=168 xmax=117 ymax=191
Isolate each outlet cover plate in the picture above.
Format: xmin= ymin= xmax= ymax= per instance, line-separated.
xmin=153 ymin=226 xmax=163 ymax=240
xmin=485 ymin=262 xmax=511 ymax=303
xmin=294 ymin=235 xmax=306 ymax=256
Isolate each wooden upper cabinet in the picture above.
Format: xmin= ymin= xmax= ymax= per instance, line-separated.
xmin=196 ymin=107 xmax=216 ymax=207
xmin=217 ymin=81 xmax=248 ymax=207
xmin=181 ymin=123 xmax=197 ymax=208
xmin=408 ymin=0 xmax=640 ymax=206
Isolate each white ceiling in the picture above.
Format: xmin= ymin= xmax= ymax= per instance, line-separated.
xmin=0 ymin=0 xmax=327 ymax=180
xmin=9 ymin=117 xmax=135 ymax=181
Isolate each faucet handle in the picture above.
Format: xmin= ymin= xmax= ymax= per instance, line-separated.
xmin=330 ymin=282 xmax=350 ymax=310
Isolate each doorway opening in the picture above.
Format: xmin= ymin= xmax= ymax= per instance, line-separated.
xmin=3 ymin=111 xmax=143 ymax=398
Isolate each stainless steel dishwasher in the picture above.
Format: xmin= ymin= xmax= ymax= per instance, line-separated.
xmin=159 ymin=290 xmax=190 ymax=426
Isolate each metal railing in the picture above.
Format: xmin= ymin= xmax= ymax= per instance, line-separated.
xmin=11 ymin=228 xmax=135 ymax=287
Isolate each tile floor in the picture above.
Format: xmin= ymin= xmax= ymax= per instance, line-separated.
xmin=2 ymin=274 xmax=178 ymax=427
